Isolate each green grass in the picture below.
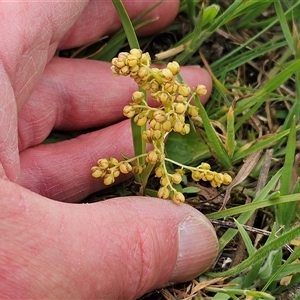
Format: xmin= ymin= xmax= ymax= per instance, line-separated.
xmin=65 ymin=0 xmax=300 ymax=298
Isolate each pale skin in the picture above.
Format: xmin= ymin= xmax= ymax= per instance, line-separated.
xmin=0 ymin=1 xmax=218 ymax=299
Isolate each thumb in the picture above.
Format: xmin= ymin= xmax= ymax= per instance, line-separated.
xmin=90 ymin=197 xmax=218 ymax=298
xmin=1 ymin=181 xmax=218 ymax=299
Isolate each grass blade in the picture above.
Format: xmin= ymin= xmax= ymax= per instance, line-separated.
xmin=277 ymin=117 xmax=297 ymax=228
xmin=193 ymin=95 xmax=232 ymax=170
xmin=206 ymin=225 xmax=300 ymax=278
xmin=274 ymin=0 xmax=295 ymax=54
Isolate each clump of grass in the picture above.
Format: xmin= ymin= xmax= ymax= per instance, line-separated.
xmin=62 ymin=0 xmax=300 ymax=298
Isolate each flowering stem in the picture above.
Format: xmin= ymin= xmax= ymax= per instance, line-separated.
xmin=112 ymin=0 xmax=146 ymax=179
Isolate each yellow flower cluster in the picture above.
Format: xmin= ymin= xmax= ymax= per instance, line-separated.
xmin=92 ymin=49 xmax=233 ymax=203
xmin=111 ymin=49 xmax=206 ymax=138
xmin=154 ymin=162 xmax=232 ymax=204
xmin=91 ymin=157 xmax=143 ymax=185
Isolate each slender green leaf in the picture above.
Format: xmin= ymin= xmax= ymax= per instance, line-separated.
xmin=112 ymin=0 xmax=140 ymax=49
xmin=234 ymin=219 xmax=256 ymax=255
xmin=274 ymin=0 xmax=295 ymax=54
xmin=277 ymin=117 xmax=297 ymax=227
xmin=194 ymin=96 xmax=232 ymax=169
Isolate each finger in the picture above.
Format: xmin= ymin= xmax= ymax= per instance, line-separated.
xmin=19 ymin=120 xmax=134 ymax=202
xmin=59 ymin=0 xmax=180 ymax=49
xmin=1 ymin=181 xmax=218 ymax=299
xmin=0 ymin=2 xmax=88 ymax=181
xmin=18 ymin=57 xmax=212 ymax=151
xmin=0 ymin=2 xmax=88 ymax=109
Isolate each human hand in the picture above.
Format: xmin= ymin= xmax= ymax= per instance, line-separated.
xmin=0 ymin=1 xmax=218 ymax=298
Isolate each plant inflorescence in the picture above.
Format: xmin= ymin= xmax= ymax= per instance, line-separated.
xmin=91 ymin=49 xmax=232 ymax=203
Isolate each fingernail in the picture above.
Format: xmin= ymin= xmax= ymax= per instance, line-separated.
xmin=169 ymin=215 xmax=218 ymax=282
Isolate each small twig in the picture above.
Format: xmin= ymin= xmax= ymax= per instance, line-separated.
xmin=210 ymin=219 xmax=271 ymax=236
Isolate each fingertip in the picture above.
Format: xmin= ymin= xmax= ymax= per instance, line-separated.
xmin=59 ymin=0 xmax=180 ymax=49
xmin=169 ymin=214 xmax=218 ymax=283
xmin=135 ymin=1 xmax=180 ymax=36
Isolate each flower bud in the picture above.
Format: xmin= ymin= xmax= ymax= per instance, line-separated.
xmin=149 ymin=80 xmax=160 ymax=93
xmin=171 ymin=173 xmax=182 ymax=184
xmin=113 ymin=170 xmax=120 ymax=178
xmin=111 ymin=57 xmax=119 ymax=66
xmin=129 ymin=48 xmax=142 ymax=59
xmin=112 ymin=57 xmax=125 ymax=69
xmin=127 ymin=53 xmax=139 ymax=67
xmin=162 ymin=120 xmax=172 ymax=132
xmin=181 ymin=124 xmax=190 ymax=135
xmin=167 ymin=61 xmax=180 ymax=75
xmin=151 ymin=130 xmax=162 ymax=140
xmin=142 ymin=130 xmax=152 ymax=143
xmin=132 ymin=165 xmax=143 ymax=174
xmin=155 ymin=166 xmax=164 ymax=178
xmin=104 ymin=173 xmax=115 ymax=185
xmin=91 ymin=168 xmax=103 ymax=178
xmin=173 ymin=121 xmax=184 ymax=133
xmin=199 ymin=162 xmax=211 ymax=170
xmin=123 ymin=105 xmax=135 ymax=118
xmin=129 ymin=65 xmax=139 ymax=77
xmin=192 ymin=170 xmax=203 ymax=181
xmin=146 ymin=150 xmax=159 ymax=164
xmin=157 ymin=92 xmax=170 ymax=104
xmin=140 ymin=52 xmax=151 ymax=66
xmin=132 ymin=91 xmax=145 ymax=104
xmin=153 ymin=111 xmax=166 ymax=123
xmin=195 ymin=84 xmax=207 ymax=96
xmin=223 ymin=173 xmax=233 ymax=185
xmin=109 ymin=157 xmax=119 ymax=166
xmin=176 ymin=95 xmax=187 ymax=103
xmin=174 ymin=103 xmax=186 ymax=114
xmin=214 ymin=173 xmax=224 ymax=184
xmin=172 ymin=191 xmax=185 ymax=204
xmin=188 ymin=106 xmax=199 ymax=117
xmin=178 ymin=83 xmax=191 ymax=97
xmin=177 ymin=114 xmax=185 ymax=123
xmin=97 ymin=158 xmax=109 ymax=170
xmin=135 ymin=115 xmax=147 ymax=126
xmin=111 ymin=66 xmax=120 ymax=76
xmin=160 ymin=176 xmax=169 ymax=187
xmin=119 ymin=162 xmax=133 ymax=174
xmin=120 ymin=66 xmax=130 ymax=75
xmin=205 ymin=171 xmax=214 ymax=181
xmin=118 ymin=52 xmax=129 ymax=61
xmin=138 ymin=66 xmax=149 ymax=80
xmin=157 ymin=187 xmax=170 ymax=199
xmin=149 ymin=119 xmax=162 ymax=130
xmin=164 ymin=82 xmax=178 ymax=94
xmin=161 ymin=68 xmax=173 ymax=82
